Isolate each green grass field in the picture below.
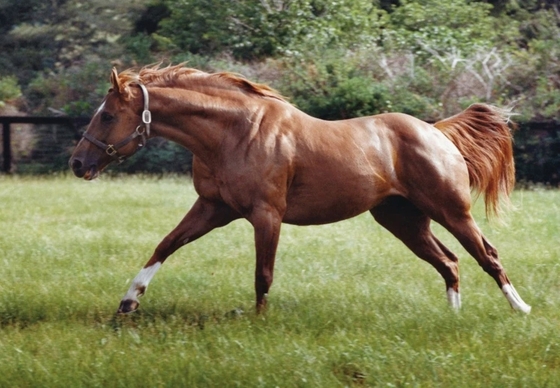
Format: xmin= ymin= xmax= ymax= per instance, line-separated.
xmin=0 ymin=175 xmax=559 ymax=387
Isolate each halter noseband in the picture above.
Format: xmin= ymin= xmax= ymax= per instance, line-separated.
xmin=82 ymin=82 xmax=152 ymax=164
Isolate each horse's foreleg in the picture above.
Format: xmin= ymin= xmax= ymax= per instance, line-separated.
xmin=117 ymin=198 xmax=240 ymax=314
xmin=249 ymin=205 xmax=283 ymax=313
xmin=371 ymin=196 xmax=462 ymax=310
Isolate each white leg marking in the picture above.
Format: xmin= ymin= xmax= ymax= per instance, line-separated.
xmin=446 ymin=288 xmax=461 ymax=310
xmin=122 ymin=262 xmax=162 ymax=302
xmin=502 ymin=283 xmax=531 ymax=314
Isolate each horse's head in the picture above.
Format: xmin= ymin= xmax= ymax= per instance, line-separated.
xmin=69 ymin=68 xmax=151 ymax=180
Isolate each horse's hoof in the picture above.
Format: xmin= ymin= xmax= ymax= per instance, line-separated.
xmin=117 ymin=299 xmax=139 ymax=314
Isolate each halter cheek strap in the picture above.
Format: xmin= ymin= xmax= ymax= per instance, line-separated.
xmin=82 ymin=82 xmax=152 ymax=164
xmin=138 ymin=82 xmax=151 ymax=137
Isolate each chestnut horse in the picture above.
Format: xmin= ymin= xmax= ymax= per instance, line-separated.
xmin=69 ymin=64 xmax=531 ymax=314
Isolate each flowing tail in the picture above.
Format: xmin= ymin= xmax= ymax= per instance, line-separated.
xmin=434 ymin=103 xmax=515 ymax=218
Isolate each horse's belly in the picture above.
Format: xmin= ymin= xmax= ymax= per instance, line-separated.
xmin=282 ymin=205 xmax=371 ymax=225
xmin=282 ymin=179 xmax=397 ymax=225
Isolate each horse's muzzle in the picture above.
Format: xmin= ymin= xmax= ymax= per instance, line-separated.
xmin=69 ymin=157 xmax=98 ymax=180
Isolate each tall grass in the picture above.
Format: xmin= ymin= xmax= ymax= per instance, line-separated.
xmin=0 ymin=175 xmax=559 ymax=387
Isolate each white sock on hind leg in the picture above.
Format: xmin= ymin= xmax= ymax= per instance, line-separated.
xmin=502 ymin=283 xmax=531 ymax=314
xmin=447 ymin=288 xmax=461 ymax=310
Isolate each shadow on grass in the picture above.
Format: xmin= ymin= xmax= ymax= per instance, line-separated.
xmin=0 ymin=297 xmax=250 ymax=332
xmin=107 ymin=303 xmax=248 ymax=332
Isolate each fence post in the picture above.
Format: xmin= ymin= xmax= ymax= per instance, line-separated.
xmin=2 ymin=120 xmax=11 ymax=174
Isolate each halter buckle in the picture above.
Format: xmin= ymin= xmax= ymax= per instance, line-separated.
xmin=106 ymin=145 xmax=118 ymax=156
xmin=142 ymin=110 xmax=151 ymax=125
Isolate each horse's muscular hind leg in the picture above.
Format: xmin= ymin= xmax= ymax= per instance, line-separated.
xmin=442 ymin=215 xmax=531 ymax=313
xmin=371 ymin=196 xmax=462 ymax=310
xmin=478 ymin=235 xmax=531 ymax=313
xmin=117 ymin=198 xmax=239 ymax=314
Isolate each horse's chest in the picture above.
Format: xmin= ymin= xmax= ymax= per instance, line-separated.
xmin=193 ymin=167 xmax=273 ymax=213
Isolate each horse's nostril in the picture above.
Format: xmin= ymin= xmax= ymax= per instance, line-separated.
xmin=71 ymin=158 xmax=83 ymax=171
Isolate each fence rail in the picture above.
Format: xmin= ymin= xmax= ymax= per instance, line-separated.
xmin=0 ymin=115 xmax=193 ymax=175
xmin=0 ymin=116 xmax=558 ymax=184
xmin=1 ymin=116 xmax=90 ymax=173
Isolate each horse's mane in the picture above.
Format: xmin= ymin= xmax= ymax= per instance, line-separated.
xmin=116 ymin=64 xmax=287 ymax=102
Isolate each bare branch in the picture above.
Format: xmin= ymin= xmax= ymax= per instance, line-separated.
xmin=378 ymin=53 xmax=394 ymax=79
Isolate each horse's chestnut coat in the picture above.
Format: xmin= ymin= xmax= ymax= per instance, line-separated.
xmin=69 ymin=64 xmax=531 ymax=315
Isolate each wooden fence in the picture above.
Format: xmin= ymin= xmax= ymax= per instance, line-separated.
xmin=0 ymin=116 xmax=558 ymax=184
xmin=1 ymin=116 xmax=89 ymax=173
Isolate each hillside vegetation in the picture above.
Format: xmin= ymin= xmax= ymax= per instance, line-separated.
xmin=1 ymin=0 xmax=558 ymax=121
xmin=1 ymin=1 xmax=559 ymax=182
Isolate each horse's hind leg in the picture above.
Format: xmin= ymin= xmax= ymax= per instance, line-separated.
xmin=370 ymin=196 xmax=462 ymax=309
xmin=438 ymin=212 xmax=531 ymax=313
xmin=117 ymin=197 xmax=240 ymax=314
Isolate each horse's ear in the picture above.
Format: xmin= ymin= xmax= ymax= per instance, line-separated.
xmin=110 ymin=67 xmax=122 ymax=94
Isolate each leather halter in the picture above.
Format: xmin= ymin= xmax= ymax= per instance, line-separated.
xmin=82 ymin=83 xmax=152 ymax=164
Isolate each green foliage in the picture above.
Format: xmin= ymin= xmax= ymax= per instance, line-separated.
xmin=159 ymin=0 xmax=386 ymax=60
xmin=384 ymin=0 xmax=498 ymax=56
xmin=507 ymin=8 xmax=560 ymax=122
xmin=158 ymin=0 xmax=234 ymax=56
xmin=328 ymin=77 xmax=390 ymax=119
xmin=0 ymin=76 xmax=21 ymax=105
xmin=0 ymin=0 xmax=175 ymax=115
xmin=0 ymin=0 xmax=148 ymax=86
xmin=387 ymin=74 xmax=436 ymax=117
xmin=532 ymin=75 xmax=560 ymax=121
xmin=120 ymin=33 xmax=157 ymax=64
xmin=111 ymin=139 xmax=193 ymax=175
xmin=276 ymin=48 xmax=438 ymax=120
xmin=293 ymin=75 xmax=391 ymax=120
xmin=2 ymin=0 xmax=558 ymax=122
xmin=26 ymin=63 xmax=112 ymax=115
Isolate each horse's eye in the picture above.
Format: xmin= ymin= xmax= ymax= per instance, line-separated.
xmin=100 ymin=112 xmax=114 ymax=123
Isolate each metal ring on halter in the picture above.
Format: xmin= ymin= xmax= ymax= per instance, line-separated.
xmin=106 ymin=145 xmax=118 ymax=156
xmin=137 ymin=83 xmax=151 ymax=136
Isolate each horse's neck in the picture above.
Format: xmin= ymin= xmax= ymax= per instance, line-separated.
xmin=148 ymin=86 xmax=253 ymax=161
